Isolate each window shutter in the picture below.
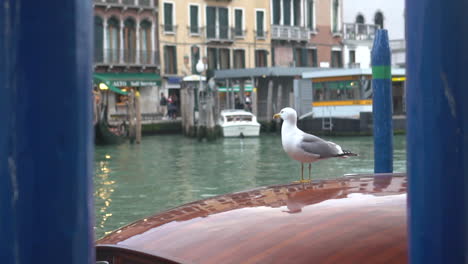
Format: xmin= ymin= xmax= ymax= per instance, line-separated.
xmin=219 ymin=8 xmax=229 ymax=39
xmin=308 ymin=0 xmax=314 ymax=29
xmin=164 ymin=46 xmax=169 ymax=73
xmin=164 ymin=3 xmax=173 ymax=32
xmin=235 ymin=10 xmax=242 ymax=36
xmin=256 ymin=11 xmax=264 ymax=37
xmin=283 ymin=0 xmax=291 ymax=25
xmin=273 ymin=0 xmax=281 ymax=25
xmin=294 ymin=0 xmax=301 ymax=26
xmin=94 ymin=17 xmax=104 ymax=62
xmin=301 ymin=48 xmax=308 ymax=67
xmin=206 ymin=7 xmax=216 ymax=38
xmin=173 ymin=46 xmax=178 ymax=73
xmin=190 ymin=6 xmax=198 ymax=33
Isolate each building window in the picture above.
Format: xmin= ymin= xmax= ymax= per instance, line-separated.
xmin=332 ymin=0 xmax=340 ymax=33
xmin=307 ymin=0 xmax=315 ymax=30
xmin=272 ymin=0 xmax=281 ymax=25
xmin=140 ymin=20 xmax=152 ymax=64
xmin=207 ymin=48 xmax=218 ymax=70
xmin=314 ymin=80 xmax=361 ymax=101
xmin=164 ymin=45 xmax=177 ymax=74
xmin=189 ymin=5 xmax=199 ymax=34
xmin=294 ymin=48 xmax=304 ymax=66
xmin=234 ymin=50 xmax=246 ymax=69
xmin=307 ymin=49 xmax=318 ymax=67
xmin=219 ymin=48 xmax=230 ymax=69
xmin=293 ymin=0 xmax=301 ymax=26
xmin=163 ymin=2 xmax=174 ymax=32
xmin=123 ymin=18 xmax=136 ymax=63
xmin=191 ymin=46 xmax=200 ymax=74
xmin=256 ymin=10 xmax=265 ymax=38
xmin=356 ymin=14 xmax=365 ymax=24
xmin=206 ymin=6 xmax=229 ymax=39
xmin=234 ymin=9 xmax=244 ymax=37
xmin=255 ymin=50 xmax=268 ymax=67
xmin=375 ymin=11 xmax=384 ymax=28
xmin=349 ymin=50 xmax=356 ymax=64
xmin=283 ymin=0 xmax=291 ymax=25
xmin=331 ymin=50 xmax=343 ymax=68
xmin=94 ymin=16 xmax=104 ymax=63
xmin=106 ymin=17 xmax=120 ymax=63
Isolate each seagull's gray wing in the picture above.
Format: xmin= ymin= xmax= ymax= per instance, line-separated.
xmin=299 ymin=133 xmax=342 ymax=158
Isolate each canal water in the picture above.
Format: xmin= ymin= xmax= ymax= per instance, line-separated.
xmin=94 ymin=134 xmax=406 ymax=238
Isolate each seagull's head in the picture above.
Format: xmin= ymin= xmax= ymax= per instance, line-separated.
xmin=273 ymin=107 xmax=297 ymax=122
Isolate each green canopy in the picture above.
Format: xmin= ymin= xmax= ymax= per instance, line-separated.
xmin=93 ymin=73 xmax=162 ymax=95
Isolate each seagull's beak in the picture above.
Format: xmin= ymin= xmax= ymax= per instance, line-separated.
xmin=273 ymin=113 xmax=281 ymax=119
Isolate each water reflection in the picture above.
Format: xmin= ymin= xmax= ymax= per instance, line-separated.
xmin=94 ymin=134 xmax=406 ymax=238
xmin=94 ymin=158 xmax=115 ymax=235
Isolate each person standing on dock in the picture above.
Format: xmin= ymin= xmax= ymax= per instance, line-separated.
xmin=159 ymin=92 xmax=168 ymax=120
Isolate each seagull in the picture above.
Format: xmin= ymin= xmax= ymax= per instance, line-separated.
xmin=273 ymin=107 xmax=357 ymax=183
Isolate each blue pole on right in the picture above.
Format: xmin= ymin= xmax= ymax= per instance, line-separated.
xmin=371 ymin=29 xmax=393 ymax=173
xmin=407 ymin=0 xmax=468 ymax=263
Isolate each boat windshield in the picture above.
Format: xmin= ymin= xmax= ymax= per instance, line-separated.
xmin=226 ymin=115 xmax=253 ymax=122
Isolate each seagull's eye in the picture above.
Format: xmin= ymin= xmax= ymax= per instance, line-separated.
xmin=281 ymin=111 xmax=284 ymax=114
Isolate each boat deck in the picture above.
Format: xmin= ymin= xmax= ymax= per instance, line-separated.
xmin=97 ymin=174 xmax=407 ymax=264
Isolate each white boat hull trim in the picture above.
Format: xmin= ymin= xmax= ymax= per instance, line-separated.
xmin=222 ymin=123 xmax=260 ymax=137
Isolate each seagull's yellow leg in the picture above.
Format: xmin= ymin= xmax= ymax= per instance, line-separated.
xmin=294 ymin=163 xmax=310 ymax=183
xmin=301 ymin=163 xmax=304 ymax=181
xmin=308 ymin=163 xmax=312 ymax=181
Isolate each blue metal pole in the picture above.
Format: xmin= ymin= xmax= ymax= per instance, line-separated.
xmin=0 ymin=0 xmax=94 ymax=263
xmin=407 ymin=0 xmax=468 ymax=263
xmin=371 ymin=29 xmax=393 ymax=173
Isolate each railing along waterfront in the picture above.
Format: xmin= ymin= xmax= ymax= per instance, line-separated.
xmin=343 ymin=23 xmax=379 ymax=41
xmin=94 ymin=49 xmax=160 ymax=66
xmin=271 ymin=25 xmax=309 ymax=42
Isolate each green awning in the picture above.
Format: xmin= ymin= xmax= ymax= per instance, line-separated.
xmin=218 ymin=84 xmax=253 ymax=92
xmin=93 ymin=73 xmax=161 ymax=95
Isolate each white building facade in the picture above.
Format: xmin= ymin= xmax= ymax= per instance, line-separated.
xmin=342 ymin=0 xmax=405 ymax=68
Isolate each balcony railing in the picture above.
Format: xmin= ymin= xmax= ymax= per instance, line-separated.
xmin=271 ymin=25 xmax=309 ymax=42
xmin=206 ymin=25 xmax=234 ymax=42
xmin=343 ymin=23 xmax=379 ymax=41
xmin=94 ymin=49 xmax=160 ymax=66
xmin=94 ymin=0 xmax=154 ymax=8
xmin=390 ymin=39 xmax=406 ymax=51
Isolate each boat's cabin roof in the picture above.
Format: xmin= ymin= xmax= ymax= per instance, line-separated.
xmin=96 ymin=173 xmax=408 ymax=264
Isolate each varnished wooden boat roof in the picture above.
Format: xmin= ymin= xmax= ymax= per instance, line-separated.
xmin=97 ymin=173 xmax=407 ymax=264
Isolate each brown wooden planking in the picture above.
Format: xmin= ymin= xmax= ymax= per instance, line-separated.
xmin=97 ymin=174 xmax=407 ymax=264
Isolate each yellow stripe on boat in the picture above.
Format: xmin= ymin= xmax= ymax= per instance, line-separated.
xmin=312 ymin=99 xmax=373 ymax=107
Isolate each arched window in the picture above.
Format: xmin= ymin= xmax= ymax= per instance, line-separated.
xmin=124 ymin=18 xmax=136 ymax=63
xmin=375 ymin=11 xmax=384 ymax=28
xmin=140 ymin=20 xmax=152 ymax=64
xmin=107 ymin=17 xmax=120 ymax=63
xmin=356 ymin=14 xmax=365 ymax=24
xmin=356 ymin=14 xmax=365 ymax=34
xmin=94 ymin=16 xmax=104 ymax=63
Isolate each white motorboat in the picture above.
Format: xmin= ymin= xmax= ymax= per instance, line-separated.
xmin=219 ymin=110 xmax=261 ymax=137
